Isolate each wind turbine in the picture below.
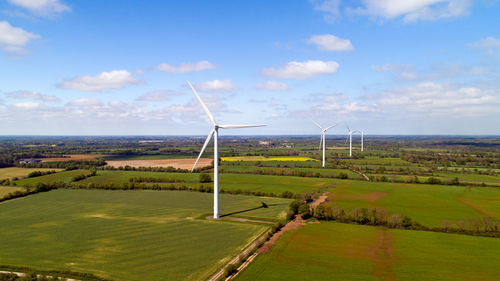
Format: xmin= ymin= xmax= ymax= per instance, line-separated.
xmin=311 ymin=119 xmax=337 ymax=167
xmin=345 ymin=124 xmax=364 ymax=157
xmin=188 ymin=81 xmax=266 ymax=219
xmin=346 ymin=124 xmax=353 ymax=157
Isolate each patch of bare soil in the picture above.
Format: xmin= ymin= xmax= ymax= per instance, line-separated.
xmin=309 ymin=192 xmax=330 ymax=209
xmin=258 ymin=215 xmax=307 ymax=254
xmin=106 ymin=158 xmax=212 ymax=169
xmin=371 ymin=229 xmax=396 ymax=281
xmin=37 ymin=154 xmax=107 ymax=162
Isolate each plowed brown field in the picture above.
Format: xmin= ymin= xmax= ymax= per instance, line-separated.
xmin=106 ymin=158 xmax=212 ymax=169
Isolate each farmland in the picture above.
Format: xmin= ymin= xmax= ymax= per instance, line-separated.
xmin=325 ymin=180 xmax=500 ymax=227
xmin=0 ymin=135 xmax=499 ymax=280
xmin=105 ymin=158 xmax=212 ymax=169
xmin=0 ymin=189 xmax=291 ymax=281
xmin=0 ymin=167 xmax=63 ymax=180
xmin=0 ymin=186 xmax=23 ymax=198
xmin=237 ymin=222 xmax=500 ymax=281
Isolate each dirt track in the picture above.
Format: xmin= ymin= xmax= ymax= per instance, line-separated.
xmin=106 ymin=158 xmax=212 ymax=169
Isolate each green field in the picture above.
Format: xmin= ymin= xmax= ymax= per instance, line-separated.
xmin=0 ymin=186 xmax=24 ymax=198
xmin=0 ymin=189 xmax=291 ymax=281
xmin=0 ymin=167 xmax=63 ymax=180
xmin=237 ymin=222 xmax=500 ymax=281
xmin=13 ymin=170 xmax=332 ymax=195
xmin=221 ymin=156 xmax=318 ymax=162
xmin=326 ymin=180 xmax=500 ymax=227
xmin=14 ymin=169 xmax=90 ymax=186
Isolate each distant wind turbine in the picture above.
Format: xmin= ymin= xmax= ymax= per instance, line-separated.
xmin=188 ymin=81 xmax=266 ymax=219
xmin=311 ymin=119 xmax=337 ymax=167
xmin=345 ymin=124 xmax=364 ymax=157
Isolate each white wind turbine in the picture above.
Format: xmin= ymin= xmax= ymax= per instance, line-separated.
xmin=188 ymin=81 xmax=266 ymax=219
xmin=345 ymin=124 xmax=364 ymax=157
xmin=311 ymin=119 xmax=337 ymax=167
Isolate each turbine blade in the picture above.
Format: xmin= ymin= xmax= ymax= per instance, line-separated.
xmin=324 ymin=123 xmax=337 ymax=132
xmin=345 ymin=123 xmax=350 ymax=132
xmin=344 ymin=135 xmax=349 ymax=145
xmin=187 ymin=81 xmax=216 ymax=125
xmin=319 ymin=134 xmax=323 ymax=150
xmin=218 ymin=124 xmax=267 ymax=129
xmin=310 ymin=119 xmax=323 ymax=130
xmin=192 ymin=129 xmax=215 ymax=171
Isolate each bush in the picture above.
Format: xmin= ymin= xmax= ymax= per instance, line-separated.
xmin=426 ymin=177 xmax=441 ymax=184
xmin=199 ymin=173 xmax=212 ymax=183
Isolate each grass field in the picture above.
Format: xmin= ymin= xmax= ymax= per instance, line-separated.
xmin=0 ymin=186 xmax=24 ymax=198
xmin=221 ymin=165 xmax=364 ymax=180
xmin=0 ymin=189 xmax=291 ymax=281
xmin=237 ymin=222 xmax=500 ymax=281
xmin=13 ymin=170 xmax=332 ymax=195
xmin=0 ymin=167 xmax=63 ymax=180
xmin=221 ymin=156 xmax=318 ymax=162
xmin=13 ymin=169 xmax=89 ymax=186
xmin=326 ymin=180 xmax=500 ymax=227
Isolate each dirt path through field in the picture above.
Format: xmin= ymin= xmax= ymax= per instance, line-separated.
xmin=371 ymin=229 xmax=396 ymax=281
xmin=309 ymin=192 xmax=329 ymax=209
xmin=221 ymin=195 xmax=326 ymax=280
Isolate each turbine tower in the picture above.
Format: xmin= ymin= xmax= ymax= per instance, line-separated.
xmin=188 ymin=81 xmax=266 ymax=219
xmin=311 ymin=119 xmax=337 ymax=167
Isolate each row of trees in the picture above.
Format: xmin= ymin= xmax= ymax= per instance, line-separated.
xmin=289 ymin=201 xmax=500 ymax=238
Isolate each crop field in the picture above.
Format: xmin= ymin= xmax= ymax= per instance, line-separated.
xmin=221 ymin=165 xmax=363 ymax=180
xmin=0 ymin=167 xmax=63 ymax=180
xmin=236 ymin=222 xmax=500 ymax=281
xmin=0 ymin=186 xmax=24 ymax=198
xmin=37 ymin=154 xmax=107 ymax=162
xmin=13 ymin=169 xmax=90 ymax=186
xmin=0 ymin=189 xmax=291 ymax=281
xmin=13 ymin=170 xmax=332 ymax=195
xmin=221 ymin=156 xmax=318 ymax=162
xmin=105 ymin=158 xmax=212 ymax=169
xmin=326 ymin=180 xmax=500 ymax=227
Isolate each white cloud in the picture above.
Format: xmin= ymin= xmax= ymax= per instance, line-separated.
xmin=354 ymin=0 xmax=472 ymax=22
xmin=261 ymin=60 xmax=339 ymax=79
xmin=136 ymin=90 xmax=183 ymax=101
xmin=467 ymin=37 xmax=500 ymax=56
xmin=6 ymin=90 xmax=59 ymax=102
xmin=372 ymin=64 xmax=418 ymax=81
xmin=13 ymin=101 xmax=41 ymax=109
xmin=156 ymin=61 xmax=215 ymax=73
xmin=374 ymin=82 xmax=500 ymax=116
xmin=307 ymin=34 xmax=353 ymax=51
xmin=8 ymin=0 xmax=70 ymax=16
xmin=0 ymin=21 xmax=39 ymax=55
xmin=194 ymin=80 xmax=238 ymax=92
xmin=57 ymin=70 xmax=143 ymax=91
xmin=310 ymin=0 xmax=341 ymax=22
xmin=255 ymin=81 xmax=289 ymax=91
xmin=66 ymin=98 xmax=103 ymax=107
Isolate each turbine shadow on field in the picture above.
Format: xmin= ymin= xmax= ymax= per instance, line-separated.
xmin=220 ymin=203 xmax=288 ymax=217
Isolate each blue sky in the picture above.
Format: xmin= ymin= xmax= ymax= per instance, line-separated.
xmin=0 ymin=0 xmax=499 ymax=135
